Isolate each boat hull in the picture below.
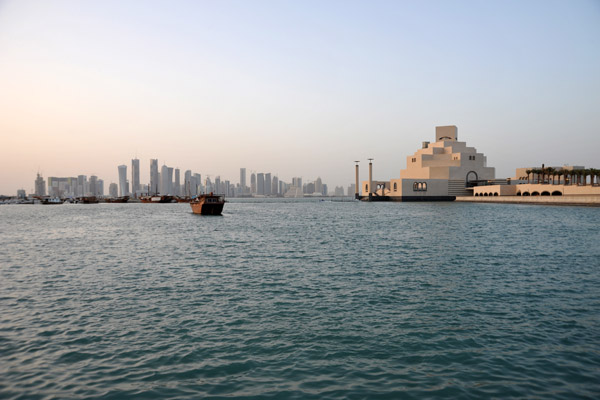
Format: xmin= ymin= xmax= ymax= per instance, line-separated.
xmin=105 ymin=196 xmax=129 ymax=203
xmin=139 ymin=195 xmax=174 ymax=203
xmin=190 ymin=202 xmax=224 ymax=215
xmin=189 ymin=195 xmax=225 ymax=215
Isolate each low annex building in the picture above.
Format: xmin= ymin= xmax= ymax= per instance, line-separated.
xmin=472 ymin=165 xmax=600 ymax=197
xmin=362 ymin=125 xmax=495 ymax=201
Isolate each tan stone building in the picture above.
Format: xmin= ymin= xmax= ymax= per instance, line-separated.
xmin=473 ymin=165 xmax=600 ymax=197
xmin=362 ymin=125 xmax=495 ymax=200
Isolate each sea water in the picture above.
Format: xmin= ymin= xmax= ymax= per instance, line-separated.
xmin=1 ymin=200 xmax=599 ymax=399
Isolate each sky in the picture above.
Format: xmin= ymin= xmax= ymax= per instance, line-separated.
xmin=1 ymin=0 xmax=599 ymax=194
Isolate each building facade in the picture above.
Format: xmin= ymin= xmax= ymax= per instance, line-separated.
xmin=118 ymin=165 xmax=128 ymax=197
xmin=34 ymin=173 xmax=46 ymax=196
xmin=149 ymin=159 xmax=159 ymax=195
xmin=131 ymin=158 xmax=140 ymax=197
xmin=363 ymin=125 xmax=495 ymax=200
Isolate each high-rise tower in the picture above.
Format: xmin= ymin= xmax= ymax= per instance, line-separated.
xmin=149 ymin=159 xmax=159 ymax=195
xmin=118 ymin=165 xmax=128 ymax=197
xmin=131 ymin=158 xmax=140 ymax=197
xmin=240 ymin=168 xmax=247 ymax=194
xmin=34 ymin=173 xmax=46 ymax=196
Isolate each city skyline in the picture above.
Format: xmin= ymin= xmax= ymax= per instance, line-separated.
xmin=29 ymin=160 xmax=346 ymax=198
xmin=1 ymin=1 xmax=599 ymax=194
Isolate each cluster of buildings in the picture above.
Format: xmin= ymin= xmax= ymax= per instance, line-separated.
xmin=360 ymin=125 xmax=599 ymax=202
xmin=28 ymin=160 xmax=347 ymax=200
xmin=33 ymin=173 xmax=105 ymax=198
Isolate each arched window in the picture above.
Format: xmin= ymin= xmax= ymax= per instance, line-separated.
xmin=423 ymin=182 xmax=427 ymax=191
xmin=413 ymin=182 xmax=418 ymax=191
xmin=393 ymin=182 xmax=397 ymax=191
xmin=365 ymin=184 xmax=368 ymax=192
xmin=552 ymin=191 xmax=562 ymax=196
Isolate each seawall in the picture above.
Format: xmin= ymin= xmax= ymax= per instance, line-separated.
xmin=455 ymin=195 xmax=600 ymax=207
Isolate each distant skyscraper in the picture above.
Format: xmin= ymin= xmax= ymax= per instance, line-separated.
xmin=160 ymin=165 xmax=169 ymax=194
xmin=240 ymin=168 xmax=247 ymax=193
xmin=47 ymin=177 xmax=77 ymax=197
xmin=109 ymin=183 xmax=118 ymax=197
xmin=34 ymin=173 xmax=46 ymax=196
xmin=167 ymin=167 xmax=173 ymax=194
xmin=184 ymin=170 xmax=192 ymax=196
xmin=76 ymin=175 xmax=87 ymax=196
xmin=118 ymin=165 xmax=128 ymax=196
xmin=89 ymin=175 xmax=98 ymax=196
xmin=292 ymin=177 xmax=302 ymax=188
xmin=257 ymin=173 xmax=265 ymax=195
xmin=193 ymin=173 xmax=202 ymax=194
xmin=314 ymin=177 xmax=323 ymax=194
xmin=347 ymin=184 xmax=356 ymax=197
xmin=174 ymin=168 xmax=181 ymax=196
xmin=250 ymin=173 xmax=256 ymax=195
xmin=149 ymin=159 xmax=159 ymax=195
xmin=272 ymin=176 xmax=279 ymax=196
xmin=97 ymin=179 xmax=104 ymax=196
xmin=131 ymin=158 xmax=140 ymax=197
xmin=215 ymin=176 xmax=221 ymax=194
xmin=265 ymin=173 xmax=271 ymax=196
xmin=304 ymin=182 xmax=315 ymax=194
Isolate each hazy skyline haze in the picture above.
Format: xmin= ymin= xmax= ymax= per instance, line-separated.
xmin=1 ymin=0 xmax=599 ymax=193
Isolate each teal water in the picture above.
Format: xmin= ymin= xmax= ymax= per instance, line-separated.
xmin=1 ymin=200 xmax=599 ymax=399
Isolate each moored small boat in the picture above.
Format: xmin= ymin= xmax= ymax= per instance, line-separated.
xmin=105 ymin=196 xmax=129 ymax=203
xmin=139 ymin=195 xmax=175 ymax=203
xmin=76 ymin=196 xmax=99 ymax=204
xmin=175 ymin=196 xmax=191 ymax=203
xmin=40 ymin=197 xmax=64 ymax=205
xmin=190 ymin=193 xmax=225 ymax=215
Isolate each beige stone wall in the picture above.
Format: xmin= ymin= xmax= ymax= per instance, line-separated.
xmin=456 ymin=195 xmax=600 ymax=206
xmin=436 ymin=125 xmax=458 ymax=141
xmin=473 ymin=185 xmax=518 ymax=196
xmin=473 ymin=183 xmax=600 ymax=197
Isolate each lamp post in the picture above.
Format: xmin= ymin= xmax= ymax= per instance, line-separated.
xmin=368 ymin=158 xmax=373 ymax=201
xmin=354 ymin=161 xmax=360 ymax=200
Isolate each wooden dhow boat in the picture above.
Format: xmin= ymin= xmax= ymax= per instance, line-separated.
xmin=105 ymin=196 xmax=129 ymax=203
xmin=190 ymin=193 xmax=225 ymax=215
xmin=139 ymin=195 xmax=175 ymax=203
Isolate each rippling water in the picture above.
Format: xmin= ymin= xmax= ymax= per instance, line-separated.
xmin=1 ymin=200 xmax=599 ymax=399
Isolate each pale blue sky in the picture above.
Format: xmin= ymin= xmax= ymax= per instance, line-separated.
xmin=1 ymin=0 xmax=599 ymax=193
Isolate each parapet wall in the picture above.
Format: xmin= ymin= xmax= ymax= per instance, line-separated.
xmin=456 ymin=195 xmax=600 ymax=206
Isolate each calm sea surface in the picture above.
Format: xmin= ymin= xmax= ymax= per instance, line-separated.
xmin=1 ymin=200 xmax=599 ymax=399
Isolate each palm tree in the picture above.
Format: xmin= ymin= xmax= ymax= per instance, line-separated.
xmin=574 ymin=169 xmax=582 ymax=185
xmin=583 ymin=169 xmax=591 ymax=186
xmin=556 ymin=170 xmax=563 ymax=185
xmin=526 ymin=169 xmax=532 ymax=184
xmin=591 ymin=168 xmax=600 ymax=186
xmin=547 ymin=167 xmax=556 ymax=184
xmin=531 ymin=168 xmax=538 ymax=184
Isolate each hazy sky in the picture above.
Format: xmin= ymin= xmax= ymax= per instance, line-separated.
xmin=1 ymin=0 xmax=599 ymax=194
